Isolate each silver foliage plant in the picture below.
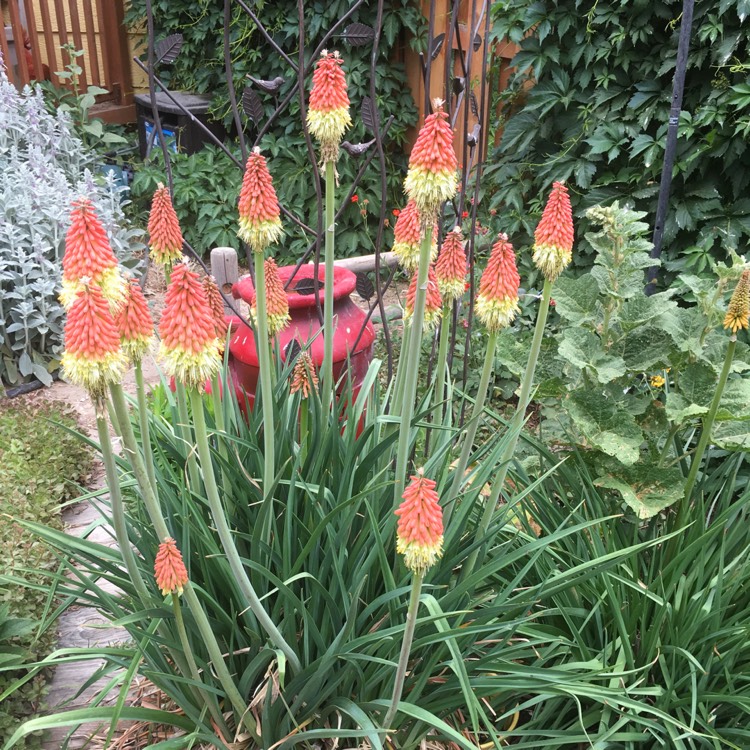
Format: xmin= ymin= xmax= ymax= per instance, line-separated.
xmin=0 ymin=69 xmax=143 ymax=388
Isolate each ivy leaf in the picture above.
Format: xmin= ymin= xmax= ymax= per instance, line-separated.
xmin=552 ymin=275 xmax=600 ymax=327
xmin=566 ymin=390 xmax=643 ymax=465
xmin=595 ymin=464 xmax=685 ymax=519
xmin=558 ymin=329 xmax=626 ymax=383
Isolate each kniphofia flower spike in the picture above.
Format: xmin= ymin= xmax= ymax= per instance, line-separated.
xmin=290 ymin=351 xmax=319 ymax=399
xmin=404 ymin=266 xmax=443 ymax=331
xmin=435 ymin=226 xmax=467 ymax=301
xmin=202 ymin=275 xmax=229 ymax=349
xmin=395 ymin=470 xmax=444 ymax=575
xmin=403 ymin=99 xmax=458 ymax=217
xmin=392 ymin=199 xmax=438 ymax=272
xmin=532 ymin=182 xmax=574 ymax=283
xmin=60 ymin=198 xmax=125 ymax=310
xmin=238 ymin=147 xmax=283 ymax=253
xmin=148 ymin=185 xmax=184 ymax=267
xmin=158 ymin=259 xmax=222 ymax=390
xmin=264 ymin=258 xmax=291 ymax=337
xmin=115 ymin=277 xmax=155 ymax=364
xmin=306 ymin=50 xmax=352 ymax=163
xmin=475 ymin=233 xmax=521 ymax=332
xmin=724 ymin=269 xmax=750 ymax=334
xmin=61 ymin=281 xmax=127 ymax=402
xmin=154 ymin=537 xmax=189 ymax=597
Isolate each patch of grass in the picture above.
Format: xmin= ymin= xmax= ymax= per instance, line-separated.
xmin=0 ymin=399 xmax=92 ymax=747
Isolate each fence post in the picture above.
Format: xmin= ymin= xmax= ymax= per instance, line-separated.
xmin=211 ymin=247 xmax=239 ymax=313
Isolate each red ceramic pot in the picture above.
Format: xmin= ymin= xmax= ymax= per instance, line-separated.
xmin=227 ymin=264 xmax=375 ymax=408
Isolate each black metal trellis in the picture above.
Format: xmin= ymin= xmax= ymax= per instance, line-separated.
xmin=136 ymin=0 xmax=495 ymax=406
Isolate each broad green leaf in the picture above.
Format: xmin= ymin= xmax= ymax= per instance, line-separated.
xmin=618 ymin=293 xmax=677 ymax=332
xmin=619 ymin=327 xmax=673 ymax=371
xmin=553 ymin=275 xmax=601 ymax=327
xmin=595 ymin=464 xmax=685 ymax=519
xmin=712 ymin=420 xmax=750 ymax=450
xmin=559 ymin=329 xmax=626 ymax=383
xmin=715 ymin=378 xmax=750 ymax=421
xmin=567 ymin=390 xmax=644 ymax=465
xmin=665 ymin=362 xmax=716 ymax=423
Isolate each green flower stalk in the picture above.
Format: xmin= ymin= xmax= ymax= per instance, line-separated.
xmin=322 ymin=159 xmax=337 ymax=406
xmin=384 ymin=471 xmax=444 ymax=732
xmin=464 ymin=184 xmax=573 ymax=577
xmin=444 ymin=234 xmax=520 ymax=527
xmin=237 ymin=148 xmax=284 ymax=499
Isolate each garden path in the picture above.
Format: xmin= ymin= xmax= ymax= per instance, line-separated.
xmin=35 ymin=357 xmax=161 ymax=749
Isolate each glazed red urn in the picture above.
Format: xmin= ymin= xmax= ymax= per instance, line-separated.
xmin=228 ymin=264 xmax=375 ymax=406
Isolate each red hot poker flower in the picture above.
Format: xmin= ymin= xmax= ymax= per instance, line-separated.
xmin=307 ymin=50 xmax=352 ymax=162
xmin=61 ymin=282 xmax=127 ymax=402
xmin=435 ymin=226 xmax=467 ymax=301
xmin=395 ymin=470 xmax=444 ymax=575
xmin=392 ymin=199 xmax=438 ymax=272
xmin=290 ymin=351 xmax=319 ymax=399
xmin=148 ymin=185 xmax=184 ymax=267
xmin=533 ymin=182 xmax=574 ymax=283
xmin=475 ymin=233 xmax=520 ymax=332
xmin=154 ymin=537 xmax=189 ymax=597
xmin=404 ymin=100 xmax=458 ymax=217
xmin=158 ymin=260 xmax=221 ymax=389
xmin=238 ymin=147 xmax=283 ymax=253
xmin=724 ymin=269 xmax=750 ymax=334
xmin=115 ymin=278 xmax=154 ymax=363
xmin=404 ymin=266 xmax=443 ymax=331
xmin=202 ymin=275 xmax=228 ymax=348
xmin=61 ymin=198 xmax=125 ymax=310
xmin=264 ymin=258 xmax=291 ymax=337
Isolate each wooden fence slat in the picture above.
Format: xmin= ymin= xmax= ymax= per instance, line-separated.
xmin=22 ymin=0 xmax=44 ymax=83
xmin=96 ymin=0 xmax=132 ymax=104
xmin=0 ymin=6 xmax=15 ymax=84
xmin=81 ymin=0 xmax=100 ymax=85
xmin=52 ymin=0 xmax=70 ymax=57
xmin=66 ymin=0 xmax=88 ymax=90
xmin=37 ymin=0 xmax=59 ymax=85
xmin=7 ymin=0 xmax=30 ymax=85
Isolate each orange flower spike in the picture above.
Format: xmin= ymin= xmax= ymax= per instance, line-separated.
xmin=158 ymin=260 xmax=221 ymax=389
xmin=61 ymin=283 xmax=128 ymax=402
xmin=115 ymin=278 xmax=154 ymax=363
xmin=724 ymin=269 xmax=750 ymax=334
xmin=290 ymin=351 xmax=319 ymax=399
xmin=395 ymin=469 xmax=444 ymax=575
xmin=307 ymin=49 xmax=352 ymax=162
xmin=148 ymin=184 xmax=184 ymax=267
xmin=154 ymin=537 xmax=189 ymax=597
xmin=435 ymin=226 xmax=467 ymax=301
xmin=404 ymin=266 xmax=443 ymax=331
xmin=202 ymin=275 xmax=228 ymax=349
xmin=264 ymin=258 xmax=291 ymax=337
xmin=533 ymin=182 xmax=574 ymax=283
xmin=403 ymin=99 xmax=458 ymax=217
xmin=475 ymin=233 xmax=521 ymax=332
xmin=238 ymin=147 xmax=283 ymax=253
xmin=392 ymin=200 xmax=438 ymax=272
xmin=60 ymin=198 xmax=125 ymax=310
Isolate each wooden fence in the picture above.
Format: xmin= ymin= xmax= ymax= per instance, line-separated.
xmin=1 ymin=0 xmax=132 ymax=108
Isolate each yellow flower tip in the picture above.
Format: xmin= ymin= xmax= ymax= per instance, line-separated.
xmin=650 ymin=374 xmax=666 ymax=388
xmin=158 ymin=340 xmax=221 ymax=391
xmin=475 ymin=293 xmax=520 ymax=332
xmin=723 ymin=269 xmax=750 ymax=335
xmin=238 ymin=216 xmax=284 ymax=253
xmin=60 ymin=266 xmax=127 ymax=312
xmin=61 ymin=349 xmax=128 ymax=398
xmin=403 ymin=166 xmax=457 ymax=217
xmin=154 ymin=537 xmax=189 ymax=597
xmin=531 ymin=244 xmax=572 ymax=284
